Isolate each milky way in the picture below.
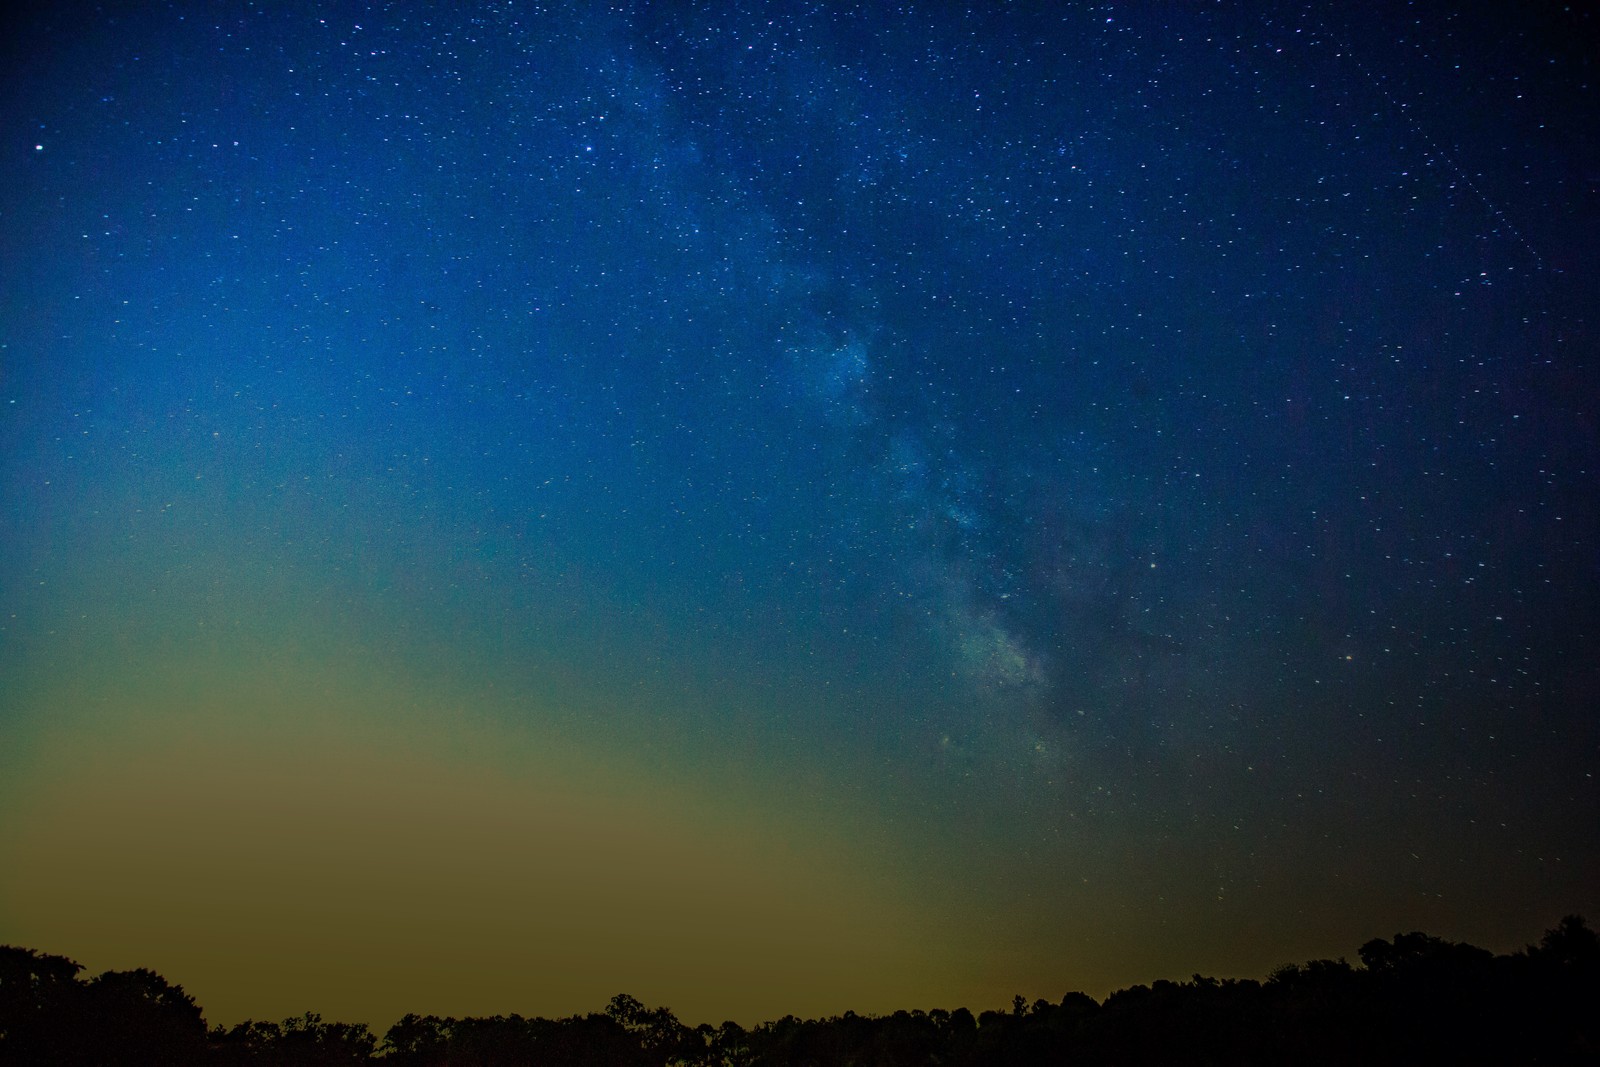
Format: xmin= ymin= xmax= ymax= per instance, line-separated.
xmin=1 ymin=0 xmax=1595 ymax=1029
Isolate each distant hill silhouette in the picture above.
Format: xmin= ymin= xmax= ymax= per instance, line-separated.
xmin=2 ymin=916 xmax=1595 ymax=1064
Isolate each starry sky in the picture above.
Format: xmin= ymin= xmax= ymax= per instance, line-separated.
xmin=2 ymin=0 xmax=1596 ymax=1032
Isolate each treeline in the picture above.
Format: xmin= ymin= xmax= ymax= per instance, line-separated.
xmin=2 ymin=916 xmax=1595 ymax=1065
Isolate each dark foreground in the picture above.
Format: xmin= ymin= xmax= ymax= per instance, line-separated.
xmin=2 ymin=916 xmax=1595 ymax=1065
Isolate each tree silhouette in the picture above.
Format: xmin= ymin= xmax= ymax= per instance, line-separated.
xmin=0 ymin=952 xmax=207 ymax=1066
xmin=1532 ymin=914 xmax=1600 ymax=969
xmin=0 ymin=946 xmax=86 ymax=1064
xmin=211 ymin=1011 xmax=376 ymax=1065
xmin=6 ymin=917 xmax=1599 ymax=1065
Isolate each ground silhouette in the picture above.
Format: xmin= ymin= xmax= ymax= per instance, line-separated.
xmin=2 ymin=916 xmax=1595 ymax=1064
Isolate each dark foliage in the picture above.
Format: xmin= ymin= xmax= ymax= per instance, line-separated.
xmin=2 ymin=917 xmax=1595 ymax=1065
xmin=0 ymin=947 xmax=208 ymax=1065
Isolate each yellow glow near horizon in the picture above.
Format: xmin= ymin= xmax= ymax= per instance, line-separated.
xmin=0 ymin=648 xmax=962 ymax=1030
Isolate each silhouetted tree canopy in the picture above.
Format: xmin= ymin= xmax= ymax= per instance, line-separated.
xmin=0 ymin=948 xmax=208 ymax=1065
xmin=2 ymin=916 xmax=1596 ymax=1065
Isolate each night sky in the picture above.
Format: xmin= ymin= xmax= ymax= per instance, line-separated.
xmin=2 ymin=0 xmax=1597 ymax=1032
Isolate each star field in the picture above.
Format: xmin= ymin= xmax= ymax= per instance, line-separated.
xmin=1 ymin=0 xmax=1595 ymax=1029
